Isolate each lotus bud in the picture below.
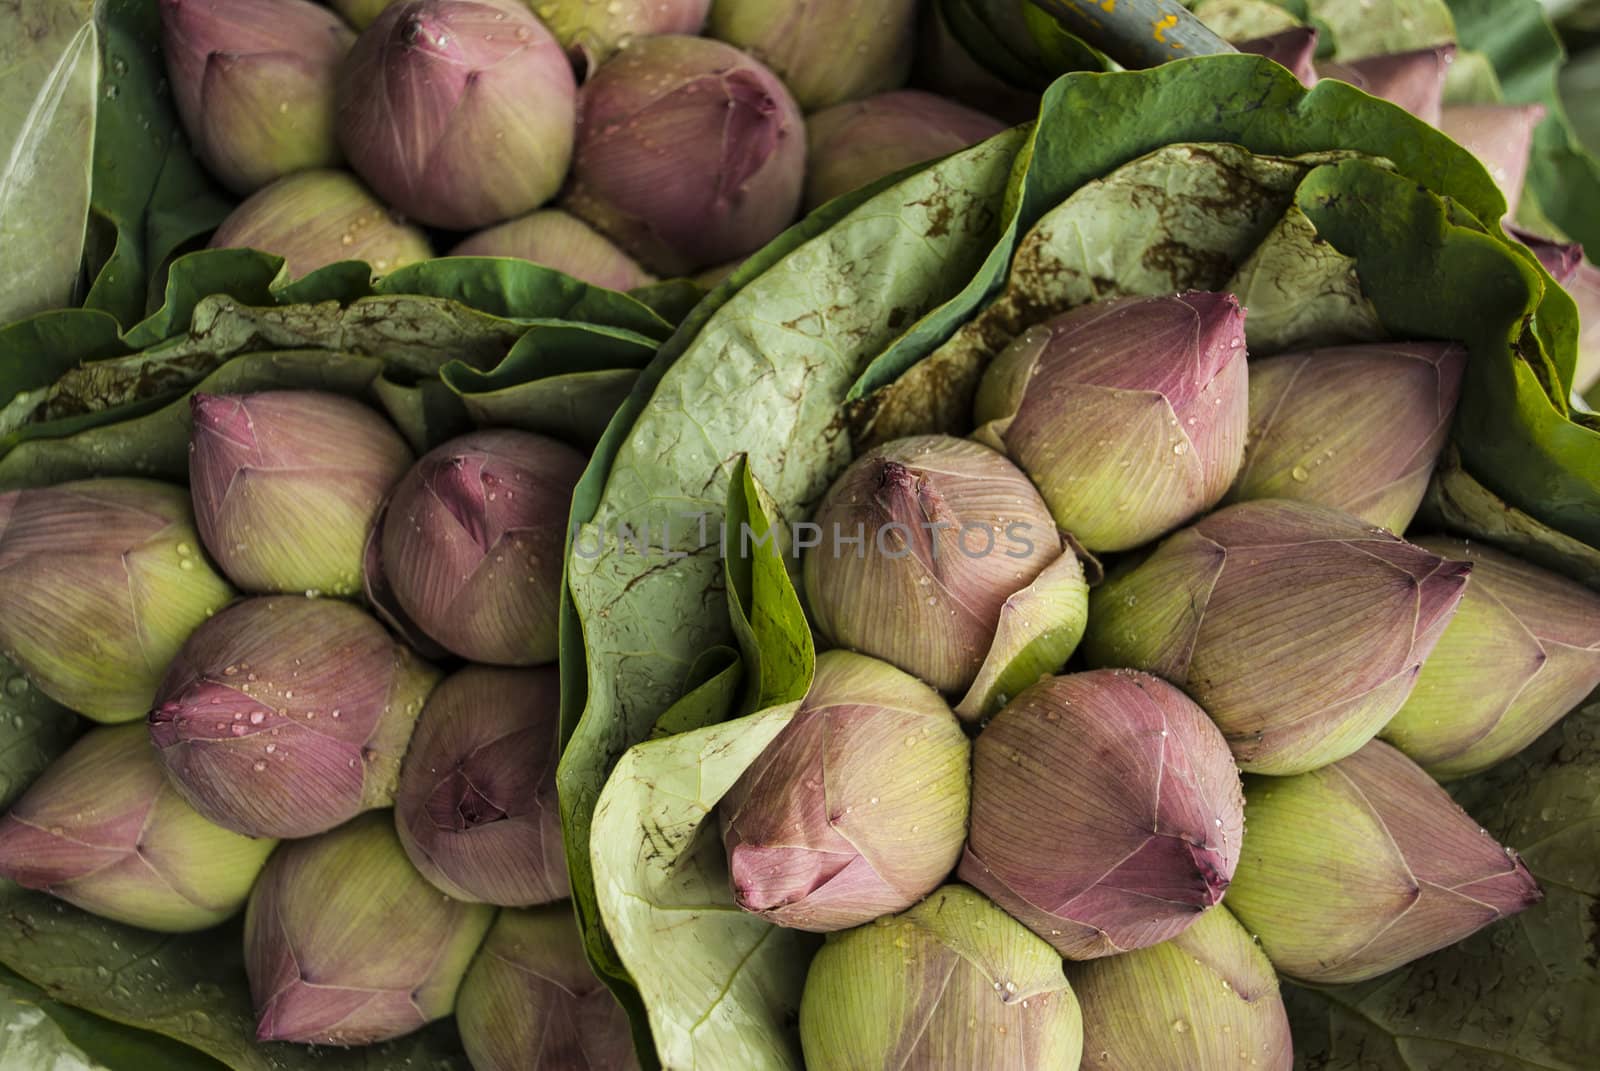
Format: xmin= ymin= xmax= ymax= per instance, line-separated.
xmin=1228 ymin=341 xmax=1466 ymax=532
xmin=802 ymin=435 xmax=1061 ymax=694
xmin=529 ymin=0 xmax=710 ymax=68
xmin=379 ymin=429 xmax=586 ymax=665
xmin=148 ymin=596 xmax=439 ymax=839
xmin=329 ymin=0 xmax=401 ymax=30
xmin=159 ymin=0 xmax=353 ymax=194
xmin=456 ymin=904 xmax=641 ymax=1071
xmin=208 ymin=169 xmax=433 ymax=280
xmin=1234 ymin=27 xmax=1319 ymax=88
xmin=974 ymin=292 xmax=1249 ymax=553
xmin=1084 ymin=500 xmax=1470 ymax=775
xmin=718 ymin=651 xmax=969 ymax=931
xmin=1227 ymin=740 xmax=1541 ymax=984
xmin=1070 ymin=905 xmax=1292 ymax=1071
xmin=245 ymin=812 xmax=495 ymax=1044
xmin=800 ymin=885 xmax=1084 ymax=1070
xmin=1381 ymin=538 xmax=1600 ymax=779
xmin=0 ymin=725 xmax=276 ymax=932
xmin=337 ymin=0 xmax=578 ymax=230
xmin=395 ymin=666 xmax=567 ymax=906
xmin=361 ymin=497 xmax=449 ymax=659
xmin=1315 ymin=45 xmax=1456 ymax=125
xmin=708 ymin=0 xmax=917 ymax=112
xmin=1507 ymin=223 xmax=1583 ymax=283
xmin=451 ymin=209 xmax=657 ymax=291
xmin=0 ymin=479 xmax=233 ymax=722
xmin=1438 ymin=103 xmax=1546 ymax=210
xmin=959 ymin=670 xmax=1243 ymax=959
xmin=804 ymin=90 xmax=1007 ymax=211
xmin=189 ymin=391 xmax=413 ymax=596
xmin=562 ymin=35 xmax=805 ymax=276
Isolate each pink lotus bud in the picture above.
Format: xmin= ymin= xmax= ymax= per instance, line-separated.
xmin=456 ymin=904 xmax=641 ymax=1071
xmin=1382 ymin=537 xmax=1600 ymax=779
xmin=1228 ymin=740 xmax=1541 ymax=983
xmin=1315 ymin=45 xmax=1456 ymax=125
xmin=562 ymin=35 xmax=805 ymax=275
xmin=451 ymin=209 xmax=657 ymax=291
xmin=148 ymin=595 xmax=440 ymax=838
xmin=379 ymin=429 xmax=586 ymax=665
xmin=1507 ymin=223 xmax=1583 ymax=283
xmin=974 ymin=292 xmax=1249 ymax=553
xmin=0 ymin=725 xmax=275 ymax=932
xmin=912 ymin=3 xmax=1040 ymax=125
xmin=1229 ymin=341 xmax=1466 ymax=533
xmin=1571 ymin=260 xmax=1600 ymax=394
xmin=719 ymin=651 xmax=970 ymax=931
xmin=159 ymin=0 xmax=353 ymax=193
xmin=208 ymin=169 xmax=434 ymax=280
xmin=246 ymin=812 xmax=495 ymax=1044
xmin=0 ymin=479 xmax=233 ymax=722
xmin=189 ymin=391 xmax=413 ymax=596
xmin=1085 ymin=500 xmax=1471 ymax=775
xmin=1438 ymin=103 xmax=1546 ymax=211
xmin=1234 ymin=27 xmax=1320 ymax=88
xmin=804 ymin=89 xmax=1007 ymax=211
xmin=959 ymin=670 xmax=1244 ymax=959
xmin=707 ymin=0 xmax=918 ymax=112
xmin=394 ymin=665 xmax=567 ymax=906
xmin=337 ymin=0 xmax=578 ymax=229
xmin=802 ymin=435 xmax=1061 ymax=694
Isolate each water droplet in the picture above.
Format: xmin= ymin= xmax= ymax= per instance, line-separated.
xmin=252 ymin=760 xmax=268 ymax=772
xmin=1171 ymin=1018 xmax=1190 ymax=1034
xmin=249 ymin=711 xmax=265 ymax=725
xmin=1290 ymin=465 xmax=1310 ymax=482
xmin=3 ymin=677 xmax=26 ymax=697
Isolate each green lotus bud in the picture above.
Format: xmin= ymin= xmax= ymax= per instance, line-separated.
xmin=1084 ymin=500 xmax=1470 ymax=775
xmin=0 ymin=725 xmax=276 ymax=932
xmin=718 ymin=651 xmax=970 ymax=931
xmin=1228 ymin=341 xmax=1466 ymax=532
xmin=0 ymin=479 xmax=233 ymax=722
xmin=208 ymin=169 xmax=433 ymax=280
xmin=1315 ymin=45 xmax=1456 ymax=125
xmin=1234 ymin=27 xmax=1319 ymax=87
xmin=527 ymin=0 xmax=710 ymax=66
xmin=1227 ymin=740 xmax=1541 ymax=984
xmin=960 ymin=670 xmax=1243 ymax=959
xmin=1437 ymin=103 xmax=1546 ymax=210
xmin=452 ymin=209 xmax=657 ymax=291
xmin=1381 ymin=538 xmax=1600 ymax=779
xmin=337 ymin=0 xmax=578 ymax=230
xmin=708 ymin=0 xmax=918 ymax=112
xmin=563 ymin=35 xmax=805 ymax=276
xmin=1070 ymin=906 xmax=1292 ymax=1071
xmin=800 ymin=885 xmax=1084 ymax=1070
xmin=159 ymin=0 xmax=353 ymax=194
xmin=456 ymin=904 xmax=640 ymax=1071
xmin=328 ymin=0 xmax=399 ymax=29
xmin=804 ymin=90 xmax=1007 ymax=211
xmin=395 ymin=665 xmax=567 ymax=906
xmin=802 ymin=434 xmax=1061 ymax=694
xmin=245 ymin=811 xmax=495 ymax=1044
xmin=189 ymin=391 xmax=413 ymax=596
xmin=974 ymin=292 xmax=1249 ymax=553
xmin=149 ymin=596 xmax=439 ymax=838
xmin=379 ymin=429 xmax=587 ymax=665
